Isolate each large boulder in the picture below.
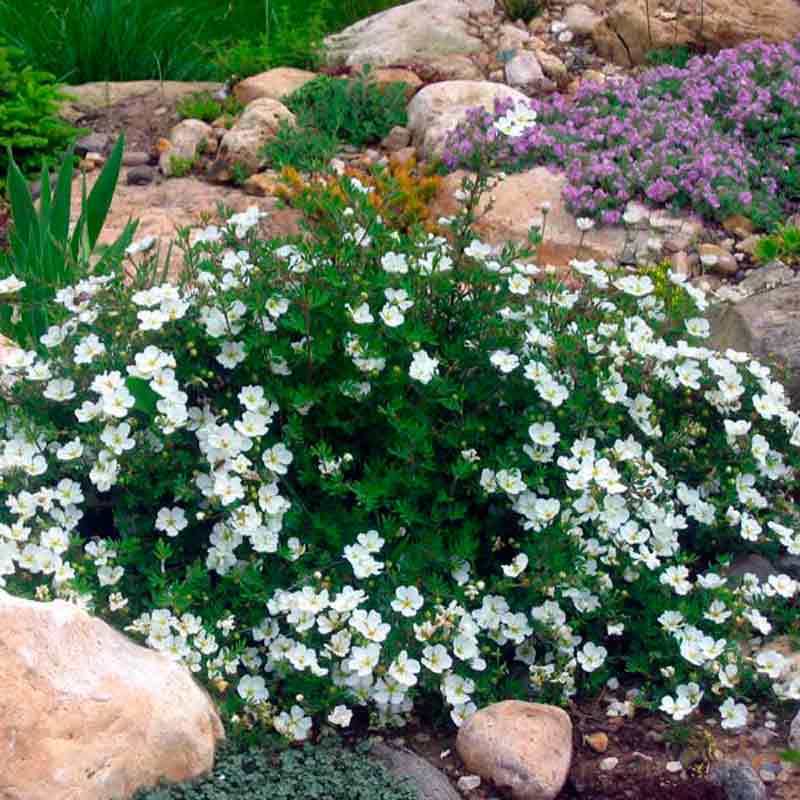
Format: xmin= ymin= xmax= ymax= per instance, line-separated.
xmin=456 ymin=701 xmax=573 ymax=800
xmin=593 ymin=0 xmax=800 ymax=65
xmin=370 ymin=743 xmax=461 ymax=800
xmin=324 ymin=0 xmax=483 ymax=68
xmin=710 ymin=278 xmax=800 ymax=406
xmin=218 ymin=98 xmax=296 ymax=172
xmin=407 ymin=81 xmax=528 ymax=159
xmin=233 ymin=67 xmax=318 ymax=105
xmin=0 ymin=590 xmax=224 ymax=800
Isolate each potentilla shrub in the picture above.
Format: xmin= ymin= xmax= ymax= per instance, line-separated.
xmin=443 ymin=39 xmax=800 ymax=229
xmin=0 ymin=174 xmax=799 ymax=741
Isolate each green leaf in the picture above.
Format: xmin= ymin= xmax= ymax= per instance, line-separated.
xmin=125 ymin=376 xmax=158 ymax=417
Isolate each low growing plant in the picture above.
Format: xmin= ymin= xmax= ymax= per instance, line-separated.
xmin=134 ymin=739 xmax=417 ymax=800
xmin=261 ymin=122 xmax=340 ymax=173
xmin=176 ymin=92 xmax=243 ymax=124
xmin=169 ymin=156 xmax=196 ymax=179
xmin=444 ymin=39 xmax=800 ymax=229
xmin=0 ymin=169 xmax=798 ymax=745
xmin=502 ymin=0 xmax=543 ymax=23
xmin=283 ymin=69 xmax=409 ymax=148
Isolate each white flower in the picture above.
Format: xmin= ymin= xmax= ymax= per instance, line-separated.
xmin=237 ymin=674 xmax=269 ymax=703
xmin=501 ymin=553 xmax=528 ymax=578
xmin=0 ymin=275 xmax=25 ymax=294
xmin=391 ymin=585 xmax=424 ymax=617
xmin=347 ymin=302 xmax=374 ymax=324
xmin=422 ymin=644 xmax=453 ymax=674
xmin=328 ymin=705 xmax=353 ymax=727
xmin=490 ymin=350 xmax=520 ymax=373
xmin=381 ymin=252 xmax=409 ymax=274
xmin=719 ymin=697 xmax=747 ymax=730
xmin=380 ymin=304 xmax=405 ymax=327
xmin=755 ymin=650 xmax=787 ymax=679
xmin=576 ymin=217 xmax=595 ymax=232
xmin=577 ymin=642 xmax=607 ymax=672
xmin=409 ymin=350 xmax=439 ymax=384
xmin=155 ymin=507 xmax=188 ymax=537
xmin=125 ymin=235 xmax=157 ymax=256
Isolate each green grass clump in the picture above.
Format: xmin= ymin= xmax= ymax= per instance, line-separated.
xmin=133 ymin=740 xmax=418 ymax=800
xmin=283 ymin=69 xmax=408 ymax=149
xmin=261 ymin=121 xmax=340 ymax=173
xmin=754 ymin=223 xmax=800 ymax=265
xmin=176 ymin=92 xmax=243 ymax=124
xmin=502 ymin=0 xmax=543 ymax=23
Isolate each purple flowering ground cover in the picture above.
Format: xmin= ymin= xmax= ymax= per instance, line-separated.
xmin=443 ymin=39 xmax=800 ymax=229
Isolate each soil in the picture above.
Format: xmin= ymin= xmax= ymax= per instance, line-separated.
xmin=74 ymin=87 xmax=184 ymax=156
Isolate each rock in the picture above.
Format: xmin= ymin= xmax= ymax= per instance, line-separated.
xmin=243 ymin=171 xmax=282 ymax=197
xmin=381 ymin=126 xmax=413 ymax=151
xmin=535 ymin=51 xmax=569 ymax=85
xmin=727 ymin=553 xmax=779 ymax=583
xmin=723 ymin=214 xmax=755 ymax=237
xmin=464 ymin=0 xmax=495 ymax=12
xmin=790 ymin=709 xmax=800 ymax=750
xmin=390 ymin=146 xmax=418 ymax=169
xmin=233 ymin=67 xmax=318 ymax=105
xmin=737 ymin=235 xmax=762 ymax=255
xmin=69 ymin=172 xmax=301 ymax=260
xmin=498 ymin=23 xmax=531 ymax=50
xmin=160 ymin=119 xmax=214 ymax=176
xmin=775 ymin=555 xmax=800 ymax=580
xmin=505 ymin=51 xmax=546 ymax=90
xmin=456 ymin=701 xmax=572 ymax=800
xmin=709 ymin=283 xmax=800 ymax=404
xmin=407 ymin=81 xmax=528 ymax=159
xmin=425 ymin=54 xmax=485 ymax=80
xmin=699 ymin=243 xmax=738 ymax=275
xmin=737 ymin=261 xmax=799 ymax=295
xmin=365 ymin=67 xmax=424 ymax=99
xmin=59 ymin=80 xmax=223 ymax=123
xmin=709 ymin=761 xmax=767 ymax=800
xmin=122 ymin=150 xmax=151 ymax=167
xmin=370 ymin=742 xmax=461 ymax=800
xmin=585 ymin=732 xmax=609 ymax=753
xmin=324 ymin=0 xmax=483 ymax=68
xmin=218 ymin=98 xmax=296 ymax=173
xmin=75 ymin=132 xmax=111 ymax=156
xmin=432 ymin=168 xmax=629 ymax=266
xmin=0 ymin=590 xmax=224 ymax=800
xmin=126 ymin=165 xmax=157 ymax=186
xmin=457 ymin=775 xmax=482 ymax=793
xmin=599 ymin=757 xmax=619 ymax=771
xmin=593 ymin=0 xmax=800 ymax=65
xmin=564 ymin=3 xmax=601 ymax=35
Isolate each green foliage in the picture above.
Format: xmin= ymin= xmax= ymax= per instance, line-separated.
xmin=0 ymin=135 xmax=135 ymax=346
xmin=645 ymin=45 xmax=695 ymax=69
xmin=501 ymin=0 xmax=543 ymax=23
xmin=261 ymin=122 xmax=340 ymax=173
xmin=169 ymin=156 xmax=196 ymax=178
xmin=0 ymin=44 xmax=78 ymax=180
xmin=176 ymin=92 xmax=243 ymax=124
xmin=754 ymin=224 xmax=800 ymax=265
xmin=230 ymin=162 xmax=253 ymax=187
xmin=284 ymin=69 xmax=408 ymax=148
xmin=134 ymin=740 xmax=417 ymax=800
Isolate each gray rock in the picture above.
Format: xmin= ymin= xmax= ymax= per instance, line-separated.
xmin=790 ymin=709 xmax=800 ymax=750
xmin=75 ymin=132 xmax=111 ymax=156
xmin=709 ymin=761 xmax=767 ymax=800
xmin=776 ymin=556 xmax=800 ymax=580
xmin=505 ymin=51 xmax=545 ymax=89
xmin=737 ymin=261 xmax=798 ymax=296
xmin=324 ymin=0 xmax=482 ymax=68
xmin=126 ymin=166 xmax=157 ymax=186
xmin=370 ymin=742 xmax=460 ymax=800
xmin=122 ymin=150 xmax=151 ymax=167
xmin=564 ymin=3 xmax=602 ymax=35
xmin=727 ymin=554 xmax=778 ymax=583
xmin=381 ymin=126 xmax=412 ymax=152
xmin=710 ymin=282 xmax=800 ymax=405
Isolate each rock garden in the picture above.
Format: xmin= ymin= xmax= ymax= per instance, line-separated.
xmin=0 ymin=1 xmax=799 ymax=799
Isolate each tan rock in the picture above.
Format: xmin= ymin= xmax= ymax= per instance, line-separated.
xmin=243 ymin=170 xmax=282 ymax=197
xmin=160 ymin=119 xmax=214 ymax=176
xmin=585 ymin=732 xmax=609 ymax=753
xmin=505 ymin=51 xmax=545 ymax=90
xmin=389 ymin=146 xmax=418 ymax=169
xmin=233 ymin=67 xmax=318 ymax=105
xmin=381 ymin=126 xmax=413 ymax=152
xmin=218 ymin=98 xmax=296 ymax=173
xmin=698 ymin=243 xmax=738 ymax=275
xmin=722 ymin=214 xmax=755 ymax=238
xmin=535 ymin=51 xmax=569 ymax=85
xmin=457 ymin=701 xmax=573 ymax=800
xmin=431 ymin=168 xmax=628 ymax=266
xmin=407 ymin=81 xmax=528 ymax=159
xmin=426 ymin=54 xmax=485 ymax=80
xmin=593 ymin=0 xmax=800 ymax=65
xmin=364 ymin=67 xmax=423 ymax=100
xmin=0 ymin=590 xmax=224 ymax=800
xmin=564 ymin=3 xmax=602 ymax=35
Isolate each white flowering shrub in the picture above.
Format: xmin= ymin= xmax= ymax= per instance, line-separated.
xmin=1 ymin=172 xmax=799 ymax=740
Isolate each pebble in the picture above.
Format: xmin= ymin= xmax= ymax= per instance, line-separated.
xmin=126 ymin=165 xmax=156 ymax=186
xmin=666 ymin=761 xmax=683 ymax=773
xmin=599 ymin=757 xmax=619 ymax=771
xmin=122 ymin=150 xmax=151 ymax=167
xmin=457 ymin=775 xmax=482 ymax=793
